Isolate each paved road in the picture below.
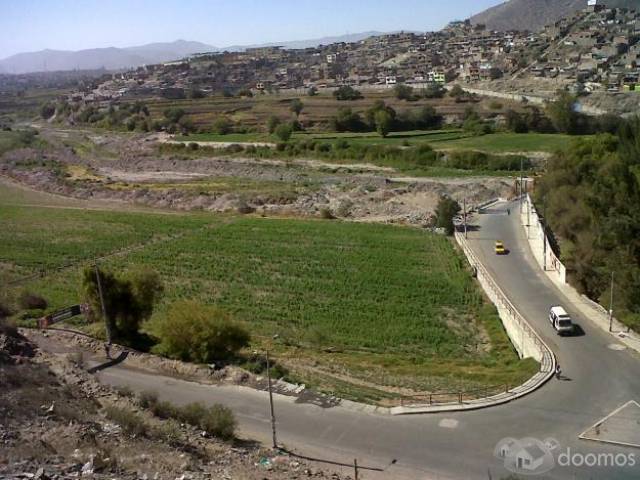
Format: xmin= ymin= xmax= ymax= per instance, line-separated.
xmin=91 ymin=200 xmax=640 ymax=479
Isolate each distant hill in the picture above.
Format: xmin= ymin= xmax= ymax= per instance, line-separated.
xmin=221 ymin=31 xmax=385 ymax=52
xmin=0 ymin=32 xmax=385 ymax=75
xmin=471 ymin=0 xmax=638 ymax=31
xmin=0 ymin=40 xmax=216 ymax=74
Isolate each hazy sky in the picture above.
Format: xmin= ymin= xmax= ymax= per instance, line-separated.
xmin=1 ymin=0 xmax=504 ymax=58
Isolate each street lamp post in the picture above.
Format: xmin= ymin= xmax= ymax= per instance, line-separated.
xmin=609 ymin=272 xmax=615 ymax=333
xmin=266 ymin=350 xmax=278 ymax=449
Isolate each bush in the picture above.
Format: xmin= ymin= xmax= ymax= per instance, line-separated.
xmin=394 ymin=84 xmax=417 ymax=101
xmin=18 ymin=290 xmax=47 ymax=310
xmin=333 ymin=86 xmax=363 ymax=101
xmin=435 ymin=196 xmax=461 ymax=236
xmin=489 ymin=101 xmax=503 ymax=110
xmin=319 ymin=207 xmax=335 ymax=219
xmin=152 ymin=419 xmax=182 ymax=445
xmin=151 ymin=301 xmax=250 ymax=364
xmin=274 ymin=123 xmax=293 ymax=142
xmin=212 ymin=117 xmax=233 ymax=135
xmin=138 ymin=390 xmax=159 ymax=409
xmin=267 ymin=115 xmax=281 ymax=134
xmin=104 ymin=405 xmax=148 ymax=437
xmin=198 ymin=404 xmax=236 ymax=440
xmin=81 ymin=266 xmax=163 ymax=345
xmin=150 ymin=400 xmax=179 ymax=420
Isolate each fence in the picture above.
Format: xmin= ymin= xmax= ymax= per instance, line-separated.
xmin=398 ymin=203 xmax=555 ymax=408
xmin=521 ymin=194 xmax=567 ymax=284
xmin=454 ymin=228 xmax=552 ymax=363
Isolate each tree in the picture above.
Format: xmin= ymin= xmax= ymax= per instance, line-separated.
xmin=333 ymin=85 xmax=363 ymax=101
xmin=374 ymin=110 xmax=393 ymax=138
xmin=81 ymin=266 xmax=163 ymax=344
xmin=290 ymin=98 xmax=304 ymax=118
xmin=274 ymin=123 xmax=293 ymax=142
xmin=40 ymin=103 xmax=56 ymax=120
xmin=365 ymin=100 xmax=396 ymax=129
xmin=546 ymin=91 xmax=579 ymax=134
xmin=266 ymin=115 xmax=281 ymax=134
xmin=330 ymin=107 xmax=367 ymax=132
xmin=435 ymin=196 xmax=461 ymax=235
xmin=449 ymin=84 xmax=465 ymax=99
xmin=394 ymin=84 xmax=416 ymax=101
xmin=189 ymin=89 xmax=205 ymax=99
xmin=212 ymin=116 xmax=233 ymax=135
xmin=151 ymin=301 xmax=250 ymax=363
xmin=413 ymin=105 xmax=442 ymax=130
xmin=422 ymin=84 xmax=446 ymax=99
xmin=307 ymin=86 xmax=318 ymax=97
xmin=164 ymin=108 xmax=186 ymax=124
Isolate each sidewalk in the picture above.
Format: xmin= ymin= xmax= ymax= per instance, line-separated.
xmin=520 ymin=199 xmax=640 ymax=355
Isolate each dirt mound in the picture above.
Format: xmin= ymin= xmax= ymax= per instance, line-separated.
xmin=0 ymin=324 xmax=35 ymax=365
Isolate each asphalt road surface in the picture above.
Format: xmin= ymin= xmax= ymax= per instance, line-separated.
xmin=92 ymin=200 xmax=640 ymax=480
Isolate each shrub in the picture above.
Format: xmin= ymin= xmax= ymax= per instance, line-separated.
xmin=333 ymin=86 xmax=363 ymax=101
xmin=138 ymin=390 xmax=159 ymax=409
xmin=489 ymin=101 xmax=503 ymax=110
xmin=188 ymin=142 xmax=199 ymax=151
xmin=151 ymin=301 xmax=250 ymax=364
xmin=435 ymin=196 xmax=461 ymax=236
xmin=274 ymin=123 xmax=293 ymax=142
xmin=319 ymin=208 xmax=335 ymax=219
xmin=104 ymin=405 xmax=147 ymax=437
xmin=150 ymin=400 xmax=179 ymax=420
xmin=81 ymin=266 xmax=163 ymax=345
xmin=152 ymin=419 xmax=182 ymax=445
xmin=267 ymin=115 xmax=281 ymax=134
xmin=18 ymin=290 xmax=47 ymax=310
xmin=212 ymin=117 xmax=233 ymax=135
xmin=198 ymin=404 xmax=236 ymax=440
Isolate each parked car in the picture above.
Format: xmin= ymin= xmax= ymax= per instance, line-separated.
xmin=549 ymin=306 xmax=574 ymax=335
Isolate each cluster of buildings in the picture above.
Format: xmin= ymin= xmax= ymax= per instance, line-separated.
xmin=533 ymin=2 xmax=640 ymax=92
xmin=73 ymin=1 xmax=640 ymax=103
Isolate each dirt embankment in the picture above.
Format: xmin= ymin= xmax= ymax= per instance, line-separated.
xmin=1 ymin=327 xmax=348 ymax=480
xmin=1 ymin=129 xmax=515 ymax=225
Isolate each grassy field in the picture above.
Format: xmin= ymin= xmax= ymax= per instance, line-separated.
xmin=1 ymin=183 xmax=537 ymax=402
xmin=177 ymin=130 xmax=580 ymax=154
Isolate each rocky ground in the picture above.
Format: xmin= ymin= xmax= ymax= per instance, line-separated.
xmin=0 ymin=323 xmax=350 ymax=480
xmin=0 ymin=127 xmax=515 ymax=225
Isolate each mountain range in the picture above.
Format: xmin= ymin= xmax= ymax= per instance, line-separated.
xmin=471 ymin=0 xmax=637 ymax=32
xmin=0 ymin=32 xmax=384 ymax=75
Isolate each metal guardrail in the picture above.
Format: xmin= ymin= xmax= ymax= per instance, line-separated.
xmin=454 ymin=229 xmax=554 ymax=368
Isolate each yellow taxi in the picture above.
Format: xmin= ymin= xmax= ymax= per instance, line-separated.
xmin=495 ymin=241 xmax=507 ymax=255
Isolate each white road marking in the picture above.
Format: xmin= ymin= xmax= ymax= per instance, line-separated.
xmin=439 ymin=418 xmax=459 ymax=429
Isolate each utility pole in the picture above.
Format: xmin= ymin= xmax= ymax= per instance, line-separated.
xmin=94 ymin=261 xmax=112 ymax=358
xmin=266 ymin=350 xmax=278 ymax=449
xmin=354 ymin=459 xmax=359 ymax=480
xmin=463 ymin=197 xmax=468 ymax=239
xmin=542 ymin=200 xmax=547 ymax=271
xmin=609 ymin=272 xmax=615 ymax=333
xmin=520 ymin=157 xmax=524 ymax=213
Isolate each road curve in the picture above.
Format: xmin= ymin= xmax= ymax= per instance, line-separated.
xmin=90 ymin=200 xmax=640 ymax=480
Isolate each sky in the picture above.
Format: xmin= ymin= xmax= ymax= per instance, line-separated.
xmin=0 ymin=0 xmax=504 ymax=58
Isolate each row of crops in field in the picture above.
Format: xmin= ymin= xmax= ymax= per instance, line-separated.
xmin=102 ymin=218 xmax=486 ymax=356
xmin=3 ymin=194 xmax=538 ymax=393
xmin=0 ymin=205 xmax=213 ymax=278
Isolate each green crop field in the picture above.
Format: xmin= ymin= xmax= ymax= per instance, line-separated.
xmin=177 ymin=130 xmax=582 ymax=154
xmin=431 ymin=132 xmax=586 ymax=153
xmin=1 ymin=183 xmax=537 ymax=402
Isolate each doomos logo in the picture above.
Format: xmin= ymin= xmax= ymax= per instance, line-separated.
xmin=494 ymin=437 xmax=558 ymax=475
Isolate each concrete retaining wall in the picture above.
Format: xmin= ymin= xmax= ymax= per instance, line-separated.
xmin=454 ymin=228 xmax=550 ymax=363
xmin=521 ymin=194 xmax=567 ymax=284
